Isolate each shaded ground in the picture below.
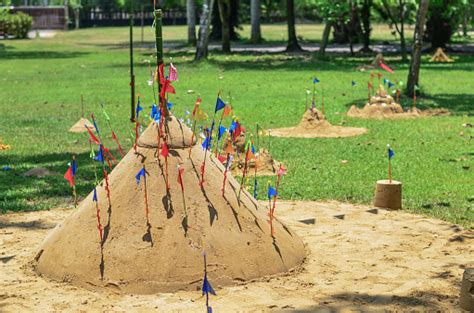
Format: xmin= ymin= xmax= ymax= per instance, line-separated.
xmin=1 ymin=200 xmax=472 ymax=311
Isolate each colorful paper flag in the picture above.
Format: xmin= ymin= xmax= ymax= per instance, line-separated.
xmin=388 ymin=147 xmax=395 ymax=159
xmin=267 ymin=186 xmax=277 ymax=199
xmin=352 ymin=80 xmax=356 ymax=87
xmin=161 ymin=141 xmax=169 ymax=157
xmin=94 ymin=145 xmax=104 ymax=163
xmin=92 ymin=188 xmax=97 ymax=201
xmin=313 ymin=77 xmax=320 ymax=84
xmin=136 ymin=167 xmax=146 ymax=185
xmin=379 ymin=61 xmax=394 ymax=73
xmin=202 ymin=275 xmax=216 ymax=296
xmin=64 ymin=166 xmax=74 ymax=187
xmin=86 ymin=126 xmax=100 ymax=145
xmin=217 ymin=125 xmax=227 ymax=140
xmin=215 ymin=97 xmax=225 ymax=113
xmin=169 ymin=63 xmax=178 ymax=81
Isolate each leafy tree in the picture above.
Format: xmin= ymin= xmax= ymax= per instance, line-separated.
xmin=425 ymin=0 xmax=466 ymax=49
xmin=315 ymin=0 xmax=350 ymax=57
xmin=286 ymin=0 xmax=301 ymax=51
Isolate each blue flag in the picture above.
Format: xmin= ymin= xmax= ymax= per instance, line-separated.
xmin=71 ymin=159 xmax=77 ymax=177
xmin=136 ymin=167 xmax=146 ymax=185
xmin=202 ymin=274 xmax=216 ymax=296
xmin=251 ymin=144 xmax=255 ymax=155
xmin=136 ymin=100 xmax=143 ymax=118
xmin=267 ymin=186 xmax=277 ymax=200
xmin=352 ymin=80 xmax=356 ymax=87
xmin=151 ymin=104 xmax=158 ymax=119
xmin=94 ymin=145 xmax=104 ymax=163
xmin=229 ymin=120 xmax=237 ymax=133
xmin=167 ymin=102 xmax=173 ymax=110
xmin=92 ymin=188 xmax=97 ymax=202
xmin=388 ymin=148 xmax=395 ymax=159
xmin=313 ymin=77 xmax=320 ymax=84
xmin=388 ymin=82 xmax=394 ymax=89
xmin=218 ymin=125 xmax=227 ymax=140
xmin=383 ymin=78 xmax=388 ymax=85
xmin=202 ymin=137 xmax=211 ymax=150
xmin=215 ymin=97 xmax=225 ymax=113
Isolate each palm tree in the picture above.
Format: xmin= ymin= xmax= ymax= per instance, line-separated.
xmin=187 ymin=0 xmax=197 ymax=46
xmin=407 ymin=0 xmax=429 ymax=96
xmin=250 ymin=0 xmax=262 ymax=43
xmin=286 ymin=0 xmax=302 ymax=52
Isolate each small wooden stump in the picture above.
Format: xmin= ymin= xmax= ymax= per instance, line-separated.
xmin=373 ymin=180 xmax=402 ymax=210
xmin=460 ymin=268 xmax=474 ymax=311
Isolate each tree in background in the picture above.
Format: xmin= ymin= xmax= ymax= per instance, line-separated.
xmin=407 ymin=0 xmax=429 ymax=96
xmin=187 ymin=0 xmax=197 ymax=45
xmin=217 ymin=0 xmax=231 ymax=52
xmin=210 ymin=0 xmax=239 ymax=41
xmin=316 ymin=0 xmax=350 ymax=58
xmin=286 ymin=0 xmax=301 ymax=52
xmin=250 ymin=0 xmax=261 ymax=43
xmin=376 ymin=0 xmax=417 ymax=61
xmin=195 ymin=0 xmax=215 ymax=60
xmin=425 ymin=0 xmax=466 ymax=49
xmin=359 ymin=0 xmax=373 ymax=52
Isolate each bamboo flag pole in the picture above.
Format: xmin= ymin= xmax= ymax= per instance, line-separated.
xmin=143 ymin=165 xmax=150 ymax=224
xmin=129 ymin=0 xmax=135 ymax=123
xmin=72 ymin=155 xmax=77 ymax=207
xmin=81 ymin=95 xmax=84 ymax=118
xmin=387 ymin=144 xmax=393 ymax=183
xmin=238 ymin=140 xmax=251 ymax=202
xmin=188 ymin=97 xmax=201 ymax=158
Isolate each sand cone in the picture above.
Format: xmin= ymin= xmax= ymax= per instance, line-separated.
xmin=430 ymin=48 xmax=454 ymax=63
xmin=33 ymin=114 xmax=305 ymax=294
xmin=69 ymin=117 xmax=95 ymax=133
xmin=272 ymin=108 xmax=367 ymax=138
xmin=347 ymin=85 xmax=405 ymax=119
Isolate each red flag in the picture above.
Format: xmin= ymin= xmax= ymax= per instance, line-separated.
xmin=370 ymin=72 xmax=375 ymax=79
xmin=225 ymin=141 xmax=234 ymax=155
xmin=233 ymin=122 xmax=242 ymax=141
xmin=192 ymin=97 xmax=202 ymax=116
xmin=161 ymin=141 xmax=169 ymax=158
xmin=377 ymin=73 xmax=382 ymax=79
xmin=158 ymin=63 xmax=165 ymax=85
xmin=86 ymin=127 xmax=100 ymax=145
xmin=177 ymin=166 xmax=184 ymax=192
xmin=111 ymin=130 xmax=124 ymax=158
xmin=379 ymin=61 xmax=394 ymax=73
xmin=217 ymin=154 xmax=227 ymax=163
xmin=64 ymin=167 xmax=74 ymax=187
xmin=368 ymin=81 xmax=373 ymax=89
xmin=222 ymin=105 xmax=232 ymax=118
xmin=277 ymin=166 xmax=287 ymax=176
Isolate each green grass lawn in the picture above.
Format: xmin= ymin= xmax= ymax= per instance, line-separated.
xmin=0 ymin=25 xmax=472 ymax=228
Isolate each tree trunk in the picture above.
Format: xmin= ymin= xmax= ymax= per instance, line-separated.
xmin=217 ymin=0 xmax=231 ymax=53
xmin=74 ymin=8 xmax=80 ymax=29
xmin=187 ymin=0 xmax=197 ymax=46
xmin=407 ymin=0 xmax=429 ymax=97
xmin=360 ymin=0 xmax=372 ymax=52
xmin=319 ymin=21 xmax=332 ymax=58
xmin=399 ymin=0 xmax=407 ymax=61
xmin=286 ymin=0 xmax=301 ymax=52
xmin=195 ymin=0 xmax=216 ymax=61
xmin=250 ymin=0 xmax=261 ymax=43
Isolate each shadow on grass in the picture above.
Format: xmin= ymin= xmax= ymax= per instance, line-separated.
xmin=0 ymin=46 xmax=90 ymax=60
xmin=0 ymin=151 xmax=109 ymax=213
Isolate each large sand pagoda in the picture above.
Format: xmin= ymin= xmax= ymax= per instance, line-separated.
xmin=33 ymin=115 xmax=306 ymax=294
xmin=272 ymin=108 xmax=367 ymax=138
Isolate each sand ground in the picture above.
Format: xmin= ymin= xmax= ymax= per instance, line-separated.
xmin=1 ymin=200 xmax=472 ymax=312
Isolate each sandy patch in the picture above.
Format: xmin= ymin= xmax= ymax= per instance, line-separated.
xmin=1 ymin=200 xmax=472 ymax=311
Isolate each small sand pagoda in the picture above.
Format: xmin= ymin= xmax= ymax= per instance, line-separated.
xmin=230 ymin=132 xmax=280 ymax=176
xmin=68 ymin=117 xmax=95 ymax=133
xmin=430 ymin=48 xmax=454 ymax=63
xmin=347 ymin=85 xmax=404 ymax=119
xmin=272 ymin=107 xmax=367 ymax=138
xmin=33 ymin=115 xmax=306 ymax=294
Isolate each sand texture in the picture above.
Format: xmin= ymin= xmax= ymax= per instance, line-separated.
xmin=68 ymin=117 xmax=95 ymax=133
xmin=272 ymin=108 xmax=367 ymax=138
xmin=1 ymin=200 xmax=472 ymax=311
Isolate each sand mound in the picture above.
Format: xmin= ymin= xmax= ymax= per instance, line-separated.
xmin=230 ymin=133 xmax=280 ymax=177
xmin=0 ymin=137 xmax=11 ymax=150
xmin=430 ymin=48 xmax=454 ymax=63
xmin=33 ymin=116 xmax=305 ymax=294
xmin=68 ymin=117 xmax=95 ymax=133
xmin=347 ymin=85 xmax=450 ymax=119
xmin=272 ymin=108 xmax=367 ymax=138
xmin=357 ymin=53 xmax=385 ymax=71
xmin=138 ymin=115 xmax=196 ymax=149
